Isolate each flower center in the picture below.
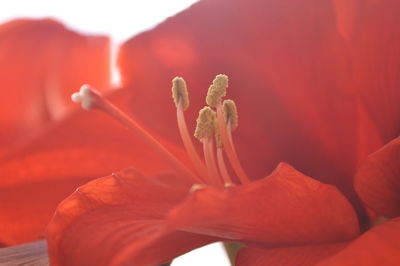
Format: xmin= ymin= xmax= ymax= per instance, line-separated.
xmin=71 ymin=74 xmax=250 ymax=188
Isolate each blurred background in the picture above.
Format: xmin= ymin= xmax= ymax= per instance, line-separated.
xmin=0 ymin=0 xmax=230 ymax=265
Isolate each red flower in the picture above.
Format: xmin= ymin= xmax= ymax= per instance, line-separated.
xmin=1 ymin=0 xmax=400 ymax=265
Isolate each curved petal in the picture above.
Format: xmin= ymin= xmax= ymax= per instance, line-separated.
xmin=0 ymin=19 xmax=110 ymax=148
xmin=355 ymin=137 xmax=400 ymax=218
xmin=318 ymin=217 xmax=400 ymax=266
xmin=167 ymin=163 xmax=359 ymax=245
xmin=236 ymin=243 xmax=347 ymax=266
xmin=47 ymin=168 xmax=216 ymax=266
xmin=0 ymin=89 xmax=188 ymax=245
xmin=117 ymin=0 xmax=388 ymax=201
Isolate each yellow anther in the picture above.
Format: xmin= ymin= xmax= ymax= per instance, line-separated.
xmin=206 ymin=74 xmax=228 ymax=107
xmin=172 ymin=77 xmax=189 ymax=110
xmin=223 ymin=99 xmax=238 ymax=131
xmin=194 ymin=107 xmax=216 ymax=140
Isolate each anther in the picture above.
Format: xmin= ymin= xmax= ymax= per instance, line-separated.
xmin=206 ymin=74 xmax=228 ymax=107
xmin=223 ymin=100 xmax=238 ymax=131
xmin=194 ymin=107 xmax=217 ymax=141
xmin=172 ymin=77 xmax=189 ymax=110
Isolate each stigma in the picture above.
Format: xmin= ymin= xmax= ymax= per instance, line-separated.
xmin=71 ymin=74 xmax=250 ymax=189
xmin=71 ymin=84 xmax=100 ymax=110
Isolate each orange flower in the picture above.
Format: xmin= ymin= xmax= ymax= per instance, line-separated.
xmin=1 ymin=0 xmax=400 ymax=265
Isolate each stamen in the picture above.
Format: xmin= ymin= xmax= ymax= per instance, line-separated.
xmin=216 ymin=104 xmax=250 ymax=184
xmin=217 ymin=147 xmax=234 ymax=184
xmin=172 ymin=77 xmax=208 ymax=181
xmin=206 ymin=74 xmax=228 ymax=107
xmin=176 ymin=103 xmax=208 ymax=181
xmin=194 ymin=107 xmax=216 ymax=140
xmin=223 ymin=100 xmax=239 ymax=155
xmin=203 ymin=137 xmax=223 ymax=186
xmin=194 ymin=107 xmax=223 ymax=186
xmin=223 ymin=100 xmax=238 ymax=131
xmin=214 ymin=123 xmax=223 ymax=149
xmin=71 ymin=85 xmax=202 ymax=184
xmin=172 ymin=77 xmax=189 ymax=110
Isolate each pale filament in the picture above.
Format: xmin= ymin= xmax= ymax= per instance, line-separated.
xmin=217 ymin=147 xmax=233 ymax=184
xmin=74 ymin=86 xmax=203 ymax=184
xmin=202 ymin=137 xmax=223 ymax=186
xmin=176 ymin=102 xmax=208 ymax=182
xmin=216 ymin=105 xmax=250 ymax=184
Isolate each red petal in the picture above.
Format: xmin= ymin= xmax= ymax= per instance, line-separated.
xmin=0 ymin=19 xmax=110 ymax=148
xmin=336 ymin=0 xmax=400 ymax=142
xmin=47 ymin=168 xmax=216 ymax=266
xmin=118 ymin=0 xmax=386 ymax=200
xmin=0 ymin=90 xmax=188 ymax=245
xmin=236 ymin=243 xmax=347 ymax=266
xmin=318 ymin=217 xmax=400 ymax=266
xmin=167 ymin=163 xmax=359 ymax=245
xmin=355 ymin=137 xmax=400 ymax=218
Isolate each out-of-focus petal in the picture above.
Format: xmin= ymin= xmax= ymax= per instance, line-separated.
xmin=167 ymin=163 xmax=359 ymax=245
xmin=318 ymin=217 xmax=400 ymax=266
xmin=355 ymin=137 xmax=400 ymax=218
xmin=47 ymin=168 xmax=216 ymax=266
xmin=0 ymin=19 xmax=110 ymax=147
xmin=0 ymin=90 xmax=188 ymax=245
xmin=236 ymin=243 xmax=347 ymax=266
xmin=0 ymin=240 xmax=48 ymax=265
xmin=334 ymin=0 xmax=400 ymax=142
xmin=117 ymin=0 xmax=386 ymax=202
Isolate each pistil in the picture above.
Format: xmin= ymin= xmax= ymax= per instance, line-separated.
xmin=71 ymin=85 xmax=202 ymax=183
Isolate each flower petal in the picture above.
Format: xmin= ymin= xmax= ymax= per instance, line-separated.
xmin=167 ymin=163 xmax=359 ymax=245
xmin=236 ymin=243 xmax=347 ymax=266
xmin=117 ymin=0 xmax=385 ymax=199
xmin=0 ymin=90 xmax=188 ymax=245
xmin=338 ymin=0 xmax=400 ymax=142
xmin=355 ymin=137 xmax=400 ymax=218
xmin=0 ymin=19 xmax=110 ymax=148
xmin=47 ymin=168 xmax=216 ymax=266
xmin=318 ymin=217 xmax=400 ymax=266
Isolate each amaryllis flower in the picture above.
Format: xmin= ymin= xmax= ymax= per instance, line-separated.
xmin=1 ymin=0 xmax=400 ymax=265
